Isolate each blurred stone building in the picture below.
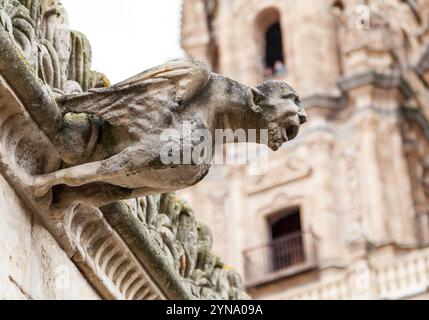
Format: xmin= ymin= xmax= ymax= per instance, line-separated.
xmin=179 ymin=0 xmax=429 ymax=299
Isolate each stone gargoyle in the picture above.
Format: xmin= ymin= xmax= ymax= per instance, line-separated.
xmin=31 ymin=59 xmax=307 ymax=207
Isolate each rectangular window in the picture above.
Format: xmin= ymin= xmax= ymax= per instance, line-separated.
xmin=269 ymin=207 xmax=305 ymax=271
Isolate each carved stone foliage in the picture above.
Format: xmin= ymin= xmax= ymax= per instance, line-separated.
xmin=0 ymin=0 xmax=107 ymax=94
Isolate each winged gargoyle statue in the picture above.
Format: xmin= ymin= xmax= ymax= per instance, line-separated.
xmin=31 ymin=59 xmax=307 ymax=207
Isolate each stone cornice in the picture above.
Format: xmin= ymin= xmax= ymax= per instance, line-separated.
xmin=101 ymin=203 xmax=193 ymax=300
xmin=401 ymin=107 xmax=429 ymax=141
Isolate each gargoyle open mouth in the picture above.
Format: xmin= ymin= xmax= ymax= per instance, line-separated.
xmin=268 ymin=122 xmax=300 ymax=151
xmin=285 ymin=124 xmax=299 ymax=141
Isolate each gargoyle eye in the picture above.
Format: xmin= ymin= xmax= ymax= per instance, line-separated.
xmin=282 ymin=93 xmax=299 ymax=104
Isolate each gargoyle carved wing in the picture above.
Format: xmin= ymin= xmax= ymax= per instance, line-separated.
xmin=57 ymin=59 xmax=211 ymax=136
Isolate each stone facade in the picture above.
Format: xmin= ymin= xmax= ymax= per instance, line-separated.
xmin=0 ymin=174 xmax=99 ymax=299
xmin=180 ymin=0 xmax=429 ymax=299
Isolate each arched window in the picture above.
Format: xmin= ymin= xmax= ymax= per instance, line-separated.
xmin=255 ymin=8 xmax=286 ymax=78
xmin=265 ymin=22 xmax=285 ymax=75
xmin=332 ymin=0 xmax=345 ymax=75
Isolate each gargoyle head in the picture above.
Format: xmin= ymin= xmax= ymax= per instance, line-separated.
xmin=246 ymin=80 xmax=307 ymax=151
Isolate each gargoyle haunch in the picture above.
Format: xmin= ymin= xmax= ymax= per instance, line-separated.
xmin=32 ymin=59 xmax=307 ymax=207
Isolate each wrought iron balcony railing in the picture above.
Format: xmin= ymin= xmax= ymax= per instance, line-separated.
xmin=243 ymin=231 xmax=317 ymax=287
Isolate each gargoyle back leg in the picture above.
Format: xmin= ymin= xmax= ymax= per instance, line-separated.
xmin=32 ymin=147 xmax=142 ymax=197
xmin=52 ymin=184 xmax=156 ymax=209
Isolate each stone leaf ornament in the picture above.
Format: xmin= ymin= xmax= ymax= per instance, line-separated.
xmin=105 ymin=193 xmax=250 ymax=300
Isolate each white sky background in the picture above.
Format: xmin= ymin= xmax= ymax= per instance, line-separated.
xmin=61 ymin=0 xmax=185 ymax=84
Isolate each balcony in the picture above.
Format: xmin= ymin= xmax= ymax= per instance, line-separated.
xmin=243 ymin=231 xmax=317 ymax=287
xmin=283 ymin=247 xmax=429 ymax=300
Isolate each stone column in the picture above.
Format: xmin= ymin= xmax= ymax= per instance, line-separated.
xmin=349 ymin=85 xmax=417 ymax=246
xmin=307 ymin=132 xmax=340 ymax=271
xmin=356 ymin=112 xmax=389 ymax=243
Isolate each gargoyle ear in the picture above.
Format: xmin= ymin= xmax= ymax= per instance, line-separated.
xmin=246 ymin=88 xmax=266 ymax=114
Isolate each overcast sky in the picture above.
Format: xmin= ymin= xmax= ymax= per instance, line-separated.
xmin=61 ymin=0 xmax=185 ymax=84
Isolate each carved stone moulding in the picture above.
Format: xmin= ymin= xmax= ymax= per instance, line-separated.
xmin=245 ymin=155 xmax=312 ymax=195
xmin=300 ymin=72 xmax=412 ymax=120
xmin=62 ymin=204 xmax=164 ymax=300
